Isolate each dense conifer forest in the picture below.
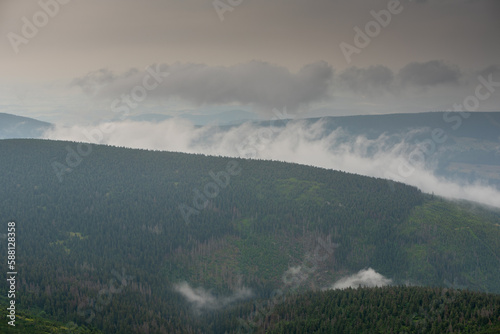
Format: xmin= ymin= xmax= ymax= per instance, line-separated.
xmin=0 ymin=139 xmax=499 ymax=333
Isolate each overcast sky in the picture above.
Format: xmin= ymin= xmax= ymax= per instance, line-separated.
xmin=1 ymin=0 xmax=499 ymax=124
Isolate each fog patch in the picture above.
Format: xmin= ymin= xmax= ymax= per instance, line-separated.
xmin=174 ymin=282 xmax=252 ymax=312
xmin=326 ymin=268 xmax=392 ymax=290
xmin=42 ymin=118 xmax=500 ymax=208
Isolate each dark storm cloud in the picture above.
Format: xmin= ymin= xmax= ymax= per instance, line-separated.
xmin=73 ymin=61 xmax=334 ymax=113
xmin=398 ymin=60 xmax=461 ymax=87
xmin=338 ymin=65 xmax=394 ymax=96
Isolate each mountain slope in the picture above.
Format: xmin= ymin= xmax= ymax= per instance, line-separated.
xmin=0 ymin=113 xmax=52 ymax=139
xmin=0 ymin=139 xmax=499 ymax=333
xmin=251 ymin=286 xmax=500 ymax=333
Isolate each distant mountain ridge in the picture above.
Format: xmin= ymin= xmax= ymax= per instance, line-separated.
xmin=0 ymin=113 xmax=52 ymax=139
xmin=244 ymin=111 xmax=500 ymax=142
xmin=3 ymin=110 xmax=499 ymax=139
xmin=248 ymin=111 xmax=500 ymax=189
xmin=129 ymin=109 xmax=258 ymax=125
xmin=313 ymin=111 xmax=500 ymax=142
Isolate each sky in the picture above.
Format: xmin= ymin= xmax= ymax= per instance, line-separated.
xmin=1 ymin=0 xmax=499 ymax=124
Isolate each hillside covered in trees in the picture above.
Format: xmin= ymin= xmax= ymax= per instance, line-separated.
xmin=247 ymin=286 xmax=500 ymax=333
xmin=0 ymin=139 xmax=499 ymax=333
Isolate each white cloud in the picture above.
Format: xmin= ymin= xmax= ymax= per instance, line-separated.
xmin=42 ymin=118 xmax=500 ymax=208
xmin=326 ymin=268 xmax=392 ymax=290
xmin=173 ymin=282 xmax=252 ymax=312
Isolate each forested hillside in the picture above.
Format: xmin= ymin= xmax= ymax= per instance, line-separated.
xmin=251 ymin=286 xmax=500 ymax=333
xmin=0 ymin=139 xmax=499 ymax=333
xmin=1 ymin=286 xmax=498 ymax=333
xmin=0 ymin=295 xmax=102 ymax=334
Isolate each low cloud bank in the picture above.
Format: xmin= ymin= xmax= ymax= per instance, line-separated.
xmin=326 ymin=268 xmax=392 ymax=290
xmin=43 ymin=118 xmax=500 ymax=208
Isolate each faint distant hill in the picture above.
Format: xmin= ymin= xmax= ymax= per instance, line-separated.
xmin=319 ymin=112 xmax=500 ymax=182
xmin=245 ymin=111 xmax=500 ymax=188
xmin=316 ymin=111 xmax=500 ymax=142
xmin=0 ymin=113 xmax=52 ymax=139
xmin=130 ymin=110 xmax=258 ymax=125
xmin=248 ymin=111 xmax=500 ymax=142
